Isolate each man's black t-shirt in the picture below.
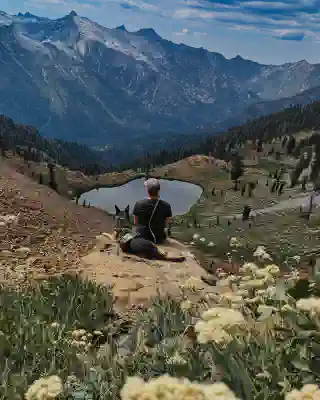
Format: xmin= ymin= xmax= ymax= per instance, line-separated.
xmin=133 ymin=198 xmax=172 ymax=244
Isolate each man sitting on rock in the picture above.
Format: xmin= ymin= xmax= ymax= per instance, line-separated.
xmin=133 ymin=178 xmax=172 ymax=244
xmin=120 ymin=178 xmax=185 ymax=261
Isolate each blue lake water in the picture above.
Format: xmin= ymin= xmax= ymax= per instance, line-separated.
xmin=78 ymin=178 xmax=203 ymax=216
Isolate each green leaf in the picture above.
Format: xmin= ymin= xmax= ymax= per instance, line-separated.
xmin=291 ymin=359 xmax=311 ymax=372
xmin=272 ymin=280 xmax=289 ymax=301
xmin=296 ymin=330 xmax=319 ymax=339
xmin=311 ymin=342 xmax=320 ymax=357
xmin=257 ymin=305 xmax=274 ymax=321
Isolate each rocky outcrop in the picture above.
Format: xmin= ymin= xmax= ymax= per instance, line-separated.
xmin=80 ymin=236 xmax=218 ymax=310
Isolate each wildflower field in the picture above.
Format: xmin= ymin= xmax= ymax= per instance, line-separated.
xmin=1 ymin=244 xmax=320 ymax=400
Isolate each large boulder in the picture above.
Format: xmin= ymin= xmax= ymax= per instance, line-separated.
xmin=80 ymin=237 xmax=217 ymax=310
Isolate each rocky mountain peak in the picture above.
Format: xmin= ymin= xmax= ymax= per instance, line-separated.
xmin=116 ymin=24 xmax=127 ymax=31
xmin=0 ymin=9 xmax=318 ymax=146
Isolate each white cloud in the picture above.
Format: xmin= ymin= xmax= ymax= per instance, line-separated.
xmin=171 ymin=0 xmax=319 ymax=42
xmin=27 ymin=0 xmax=65 ymax=5
xmin=193 ymin=31 xmax=208 ymax=36
xmin=174 ymin=28 xmax=208 ymax=37
xmin=26 ymin=0 xmax=91 ymax=9
xmin=120 ymin=0 xmax=160 ymax=12
xmin=174 ymin=28 xmax=189 ymax=36
xmin=172 ymin=8 xmax=215 ymax=19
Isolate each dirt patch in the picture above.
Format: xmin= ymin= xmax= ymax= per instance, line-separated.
xmin=0 ymin=161 xmax=114 ymax=284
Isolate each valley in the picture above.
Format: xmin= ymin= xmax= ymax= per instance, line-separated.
xmin=6 ymin=126 xmax=318 ymax=272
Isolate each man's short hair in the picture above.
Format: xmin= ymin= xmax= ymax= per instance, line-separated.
xmin=144 ymin=178 xmax=160 ymax=196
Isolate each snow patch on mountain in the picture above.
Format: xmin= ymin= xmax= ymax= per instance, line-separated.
xmin=0 ymin=11 xmax=12 ymax=26
xmin=9 ymin=12 xmax=160 ymax=70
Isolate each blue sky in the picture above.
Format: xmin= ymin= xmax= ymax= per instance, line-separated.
xmin=1 ymin=0 xmax=319 ymax=64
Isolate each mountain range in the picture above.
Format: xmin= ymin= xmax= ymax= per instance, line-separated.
xmin=0 ymin=10 xmax=319 ymax=146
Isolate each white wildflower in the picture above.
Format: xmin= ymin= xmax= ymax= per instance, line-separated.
xmin=240 ymin=275 xmax=253 ymax=282
xmin=263 ymin=274 xmax=275 ymax=285
xmin=255 ymin=269 xmax=268 ymax=278
xmin=264 ymin=264 xmax=280 ymax=276
xmin=253 ymin=246 xmax=272 ymax=261
xmin=242 ymin=279 xmax=267 ymax=290
xmin=256 ymin=289 xmax=268 ymax=296
xmin=235 ymin=289 xmax=249 ymax=297
xmin=72 ymin=329 xmax=86 ymax=340
xmin=296 ymin=297 xmax=320 ymax=315
xmin=229 ymin=237 xmax=241 ymax=248
xmin=206 ymin=309 xmax=245 ymax=327
xmin=197 ymin=327 xmax=232 ymax=345
xmin=193 ymin=234 xmax=200 ymax=240
xmin=265 ymin=286 xmax=277 ymax=297
xmin=120 ymin=375 xmax=240 ymax=400
xmin=182 ymin=276 xmax=203 ymax=291
xmin=253 ymin=245 xmax=266 ymax=255
xmin=195 ymin=308 xmax=246 ymax=345
xmin=285 ymin=384 xmax=320 ymax=400
xmin=25 ymin=375 xmax=63 ymax=400
xmin=71 ymin=340 xmax=86 ymax=348
xmin=180 ymin=300 xmax=193 ymax=311
xmin=221 ymin=293 xmax=243 ymax=304
xmin=200 ymin=237 xmax=206 ymax=242
xmin=242 ymin=262 xmax=259 ymax=274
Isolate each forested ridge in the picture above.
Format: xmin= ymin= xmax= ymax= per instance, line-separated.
xmin=116 ymin=101 xmax=320 ymax=171
xmin=0 ymin=115 xmax=110 ymax=174
xmin=1 ymin=102 xmax=319 ymax=175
